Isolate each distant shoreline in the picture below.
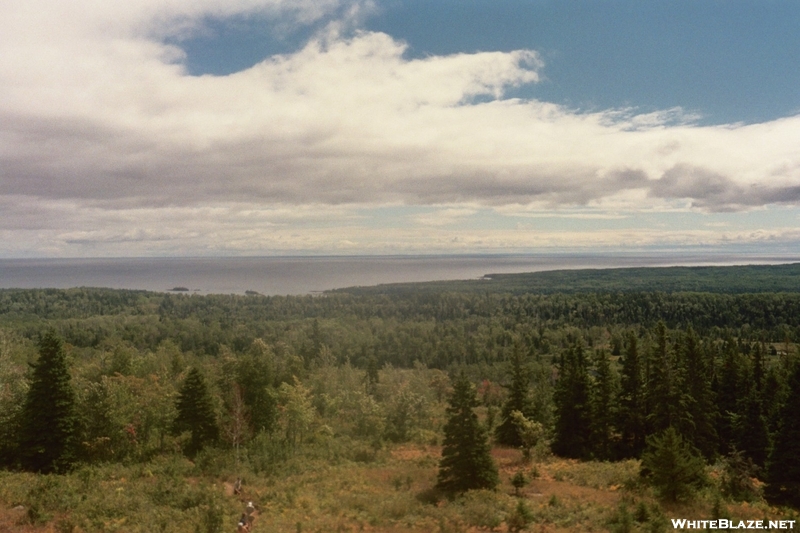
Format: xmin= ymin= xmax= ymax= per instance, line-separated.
xmin=1 ymin=253 xmax=799 ymax=296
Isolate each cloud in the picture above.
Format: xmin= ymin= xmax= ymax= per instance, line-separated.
xmin=1 ymin=1 xmax=800 ymax=255
xmin=650 ymin=163 xmax=800 ymax=211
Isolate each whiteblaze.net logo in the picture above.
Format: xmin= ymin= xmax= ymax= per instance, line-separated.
xmin=671 ymin=519 xmax=796 ymax=530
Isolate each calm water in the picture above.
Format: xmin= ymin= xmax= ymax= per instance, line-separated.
xmin=0 ymin=254 xmax=797 ymax=296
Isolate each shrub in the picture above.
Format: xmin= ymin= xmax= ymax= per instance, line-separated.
xmin=507 ymin=499 xmax=535 ymax=532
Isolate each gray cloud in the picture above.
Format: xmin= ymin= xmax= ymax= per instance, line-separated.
xmin=649 ymin=164 xmax=800 ymax=211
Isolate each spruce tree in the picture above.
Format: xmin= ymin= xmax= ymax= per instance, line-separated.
xmin=18 ymin=331 xmax=78 ymax=473
xmin=552 ymin=343 xmax=591 ymax=459
xmin=641 ymin=427 xmax=707 ymax=503
xmin=679 ymin=328 xmax=718 ymax=459
xmin=589 ymin=349 xmax=617 ymax=460
xmin=765 ymin=362 xmax=800 ymax=507
xmin=617 ymin=332 xmax=646 ymax=457
xmin=496 ymin=345 xmax=532 ymax=447
xmin=645 ymin=323 xmax=684 ymax=435
xmin=715 ymin=339 xmax=747 ymax=455
xmin=437 ymin=373 xmax=498 ymax=494
xmin=173 ymin=367 xmax=219 ymax=457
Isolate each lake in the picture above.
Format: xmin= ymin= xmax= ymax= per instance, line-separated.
xmin=1 ymin=253 xmax=797 ymax=296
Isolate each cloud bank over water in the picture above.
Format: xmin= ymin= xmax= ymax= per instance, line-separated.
xmin=2 ymin=0 xmax=800 ymax=255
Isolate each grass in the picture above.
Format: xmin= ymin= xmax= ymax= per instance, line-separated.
xmin=0 ymin=444 xmax=796 ymax=532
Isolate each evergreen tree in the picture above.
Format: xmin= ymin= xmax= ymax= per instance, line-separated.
xmin=173 ymin=367 xmax=219 ymax=457
xmin=715 ymin=339 xmax=747 ymax=455
xmin=617 ymin=332 xmax=646 ymax=457
xmin=496 ymin=345 xmax=533 ymax=447
xmin=762 ymin=363 xmax=788 ymax=436
xmin=437 ymin=373 xmax=498 ymax=495
xmin=641 ymin=427 xmax=707 ymax=503
xmin=679 ymin=328 xmax=718 ymax=459
xmin=552 ymin=343 xmax=591 ymax=459
xmin=589 ymin=349 xmax=618 ymax=460
xmin=18 ymin=331 xmax=78 ymax=473
xmin=765 ymin=362 xmax=800 ymax=507
xmin=736 ymin=388 xmax=770 ymax=469
xmin=645 ymin=323 xmax=684 ymax=436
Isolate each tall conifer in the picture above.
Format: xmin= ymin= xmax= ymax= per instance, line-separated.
xmin=173 ymin=367 xmax=219 ymax=457
xmin=552 ymin=343 xmax=591 ymax=459
xmin=617 ymin=332 xmax=646 ymax=457
xmin=680 ymin=328 xmax=718 ymax=459
xmin=646 ymin=322 xmax=683 ymax=435
xmin=18 ymin=331 xmax=77 ymax=473
xmin=496 ymin=345 xmax=532 ymax=447
xmin=437 ymin=373 xmax=498 ymax=494
xmin=715 ymin=339 xmax=747 ymax=455
xmin=590 ymin=349 xmax=618 ymax=460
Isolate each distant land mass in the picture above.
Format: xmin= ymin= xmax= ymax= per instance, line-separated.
xmin=334 ymin=262 xmax=800 ymax=295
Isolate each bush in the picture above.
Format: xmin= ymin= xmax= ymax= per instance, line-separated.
xmin=507 ymin=499 xmax=535 ymax=532
xmin=720 ymin=449 xmax=761 ymax=502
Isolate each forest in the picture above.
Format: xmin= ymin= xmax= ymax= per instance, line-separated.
xmin=1 ymin=263 xmax=799 ymax=532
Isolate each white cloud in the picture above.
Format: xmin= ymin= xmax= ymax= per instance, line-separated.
xmin=1 ymin=1 xmax=800 ymax=255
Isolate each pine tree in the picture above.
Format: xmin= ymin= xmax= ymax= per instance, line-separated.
xmin=173 ymin=367 xmax=219 ymax=457
xmin=765 ymin=362 xmax=800 ymax=507
xmin=496 ymin=345 xmax=532 ymax=447
xmin=641 ymin=427 xmax=707 ymax=503
xmin=437 ymin=373 xmax=498 ymax=495
xmin=18 ymin=331 xmax=78 ymax=473
xmin=552 ymin=343 xmax=591 ymax=459
xmin=617 ymin=332 xmax=646 ymax=457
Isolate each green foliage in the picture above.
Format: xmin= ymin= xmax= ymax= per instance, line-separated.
xmin=645 ymin=323 xmax=685 ymax=437
xmin=496 ymin=346 xmax=533 ymax=447
xmin=641 ymin=427 xmax=707 ymax=502
xmin=511 ymin=470 xmax=527 ymax=496
xmin=436 ymin=373 xmax=498 ymax=495
xmin=765 ymin=362 xmax=800 ymax=508
xmin=278 ymin=377 xmax=316 ymax=447
xmin=18 ymin=331 xmax=78 ymax=473
xmin=510 ymin=410 xmax=545 ymax=461
xmin=506 ymin=499 xmax=534 ymax=532
xmin=589 ymin=349 xmax=618 ymax=460
xmin=679 ymin=328 xmax=718 ymax=459
xmin=720 ymin=449 xmax=761 ymax=502
xmin=0 ymin=330 xmax=30 ymax=467
xmin=384 ymin=387 xmax=426 ymax=443
xmin=236 ymin=338 xmax=278 ymax=434
xmin=174 ymin=367 xmax=219 ymax=457
xmin=552 ymin=343 xmax=591 ymax=459
xmin=608 ymin=503 xmax=634 ymax=533
xmin=617 ymin=332 xmax=646 ymax=458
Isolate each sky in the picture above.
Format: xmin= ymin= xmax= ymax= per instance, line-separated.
xmin=1 ymin=0 xmax=800 ymax=257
